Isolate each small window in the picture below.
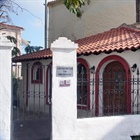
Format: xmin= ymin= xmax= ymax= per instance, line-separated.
xmin=131 ymin=135 xmax=140 ymax=140
xmin=31 ymin=62 xmax=43 ymax=84
xmin=136 ymin=0 xmax=140 ymax=22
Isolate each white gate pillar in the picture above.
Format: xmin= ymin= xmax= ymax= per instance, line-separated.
xmin=51 ymin=37 xmax=78 ymax=140
xmin=0 ymin=37 xmax=14 ymax=140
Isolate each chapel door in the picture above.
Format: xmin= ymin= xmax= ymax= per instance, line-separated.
xmin=103 ymin=61 xmax=126 ymax=115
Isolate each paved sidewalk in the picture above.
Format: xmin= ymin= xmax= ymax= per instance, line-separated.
xmin=12 ymin=119 xmax=51 ymax=140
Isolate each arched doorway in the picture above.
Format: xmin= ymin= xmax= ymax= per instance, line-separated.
xmin=103 ymin=61 xmax=126 ymax=115
xmin=95 ymin=55 xmax=131 ymax=116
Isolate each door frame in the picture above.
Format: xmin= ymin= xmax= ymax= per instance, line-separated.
xmin=103 ymin=61 xmax=127 ymax=115
xmin=95 ymin=55 xmax=131 ymax=116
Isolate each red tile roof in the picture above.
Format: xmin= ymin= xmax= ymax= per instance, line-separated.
xmin=12 ymin=24 xmax=140 ymax=62
xmin=76 ymin=24 xmax=140 ymax=55
xmin=0 ymin=23 xmax=24 ymax=30
xmin=13 ymin=49 xmax=52 ymax=62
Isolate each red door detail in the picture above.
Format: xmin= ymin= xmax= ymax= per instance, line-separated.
xmin=103 ymin=61 xmax=126 ymax=115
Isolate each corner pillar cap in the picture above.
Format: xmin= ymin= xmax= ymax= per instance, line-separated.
xmin=0 ymin=36 xmax=15 ymax=49
xmin=51 ymin=37 xmax=78 ymax=51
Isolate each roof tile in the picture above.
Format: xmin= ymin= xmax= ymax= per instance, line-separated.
xmin=12 ymin=24 xmax=140 ymax=62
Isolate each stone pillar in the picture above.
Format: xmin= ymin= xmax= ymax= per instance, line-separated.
xmin=0 ymin=37 xmax=14 ymax=140
xmin=51 ymin=37 xmax=78 ymax=140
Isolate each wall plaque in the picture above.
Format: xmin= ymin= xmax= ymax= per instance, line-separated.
xmin=56 ymin=66 xmax=73 ymax=77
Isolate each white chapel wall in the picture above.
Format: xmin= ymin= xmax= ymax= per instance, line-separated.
xmin=50 ymin=37 xmax=140 ymax=140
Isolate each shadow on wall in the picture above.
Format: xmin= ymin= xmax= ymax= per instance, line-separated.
xmin=101 ymin=115 xmax=140 ymax=140
xmin=0 ymin=133 xmax=3 ymax=140
xmin=77 ymin=115 xmax=140 ymax=140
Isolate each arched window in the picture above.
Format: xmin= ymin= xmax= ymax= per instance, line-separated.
xmin=77 ymin=58 xmax=90 ymax=109
xmin=31 ymin=62 xmax=43 ymax=84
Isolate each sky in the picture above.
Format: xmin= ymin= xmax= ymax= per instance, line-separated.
xmin=10 ymin=0 xmax=53 ymax=52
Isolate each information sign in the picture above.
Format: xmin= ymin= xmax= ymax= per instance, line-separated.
xmin=56 ymin=66 xmax=73 ymax=77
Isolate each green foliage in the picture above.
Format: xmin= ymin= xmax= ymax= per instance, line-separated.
xmin=7 ymin=36 xmax=17 ymax=44
xmin=131 ymin=136 xmax=140 ymax=140
xmin=7 ymin=35 xmax=43 ymax=56
xmin=63 ymin=0 xmax=90 ymax=18
xmin=6 ymin=36 xmax=20 ymax=57
xmin=24 ymin=45 xmax=43 ymax=54
xmin=12 ymin=47 xmax=20 ymax=57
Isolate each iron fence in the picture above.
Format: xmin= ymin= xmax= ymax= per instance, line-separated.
xmin=12 ymin=63 xmax=140 ymax=120
xmin=77 ymin=69 xmax=140 ymax=118
xmin=12 ymin=63 xmax=51 ymax=121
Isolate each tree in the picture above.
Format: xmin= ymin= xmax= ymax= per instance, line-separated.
xmin=7 ymin=36 xmax=20 ymax=57
xmin=63 ymin=0 xmax=90 ymax=18
xmin=12 ymin=46 xmax=20 ymax=57
xmin=0 ymin=0 xmax=22 ymax=24
xmin=24 ymin=45 xmax=43 ymax=54
xmin=7 ymin=35 xmax=43 ymax=56
xmin=0 ymin=0 xmax=24 ymax=57
xmin=0 ymin=0 xmax=43 ymax=56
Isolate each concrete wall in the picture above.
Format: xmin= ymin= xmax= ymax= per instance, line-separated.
xmin=0 ymin=37 xmax=14 ymax=140
xmin=48 ymin=0 xmax=135 ymax=46
xmin=51 ymin=37 xmax=78 ymax=139
xmin=75 ymin=115 xmax=140 ymax=140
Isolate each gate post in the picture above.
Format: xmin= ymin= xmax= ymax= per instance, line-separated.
xmin=51 ymin=37 xmax=78 ymax=140
xmin=0 ymin=37 xmax=14 ymax=140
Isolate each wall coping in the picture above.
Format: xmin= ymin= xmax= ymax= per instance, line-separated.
xmin=51 ymin=37 xmax=78 ymax=50
xmin=0 ymin=36 xmax=15 ymax=49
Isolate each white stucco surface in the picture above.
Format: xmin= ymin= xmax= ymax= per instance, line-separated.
xmin=50 ymin=37 xmax=140 ymax=140
xmin=48 ymin=0 xmax=135 ymax=45
xmin=75 ymin=115 xmax=140 ymax=140
xmin=0 ymin=37 xmax=14 ymax=140
xmin=79 ymin=49 xmax=140 ymax=74
xmin=51 ymin=37 xmax=78 ymax=139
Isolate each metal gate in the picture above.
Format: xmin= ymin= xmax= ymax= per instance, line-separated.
xmin=12 ymin=63 xmax=52 ymax=140
xmin=77 ymin=63 xmax=140 ymax=118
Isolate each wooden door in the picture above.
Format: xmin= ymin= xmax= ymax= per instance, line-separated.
xmin=103 ymin=61 xmax=126 ymax=115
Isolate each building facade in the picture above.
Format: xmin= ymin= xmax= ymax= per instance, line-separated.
xmin=12 ymin=0 xmax=140 ymax=139
xmin=47 ymin=0 xmax=138 ymax=46
xmin=0 ymin=24 xmax=24 ymax=52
